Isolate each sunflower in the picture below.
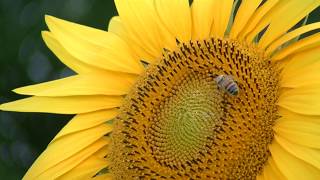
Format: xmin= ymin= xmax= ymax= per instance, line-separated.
xmin=1 ymin=0 xmax=320 ymax=179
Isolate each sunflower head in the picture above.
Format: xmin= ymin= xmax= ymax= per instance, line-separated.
xmin=109 ymin=37 xmax=281 ymax=179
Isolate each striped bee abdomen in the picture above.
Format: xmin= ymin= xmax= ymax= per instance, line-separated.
xmin=215 ymin=75 xmax=239 ymax=96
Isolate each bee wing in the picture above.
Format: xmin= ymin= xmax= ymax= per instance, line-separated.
xmin=226 ymin=75 xmax=240 ymax=83
xmin=214 ymin=75 xmax=224 ymax=83
xmin=225 ymin=75 xmax=234 ymax=80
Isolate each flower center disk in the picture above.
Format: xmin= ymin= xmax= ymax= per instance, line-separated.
xmin=109 ymin=38 xmax=280 ymax=179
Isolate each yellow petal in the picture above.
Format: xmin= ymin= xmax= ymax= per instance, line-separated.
xmin=269 ymin=141 xmax=320 ymax=180
xmin=52 ymin=109 xmax=118 ymax=143
xmin=45 ymin=15 xmax=143 ymax=74
xmin=281 ymin=68 xmax=320 ymax=88
xmin=278 ymin=106 xmax=320 ymax=120
xmin=59 ymin=158 xmax=107 ymax=180
xmin=42 ymin=31 xmax=96 ymax=74
xmin=278 ymin=85 xmax=320 ymax=116
xmin=280 ymin=47 xmax=320 ymax=88
xmin=229 ymin=0 xmax=263 ymax=38
xmin=92 ymin=174 xmax=112 ymax=180
xmin=191 ymin=0 xmax=215 ymax=40
xmin=0 ymin=96 xmax=122 ymax=114
xmin=258 ymin=0 xmax=320 ymax=48
xmin=274 ymin=111 xmax=320 ymax=148
xmin=107 ymin=16 xmax=125 ymax=36
xmin=256 ymin=174 xmax=265 ymax=180
xmin=275 ymin=135 xmax=320 ymax=170
xmin=210 ymin=0 xmax=234 ymax=37
xmin=57 ymin=146 xmax=109 ymax=180
xmin=155 ymin=0 xmax=191 ymax=42
xmin=266 ymin=22 xmax=320 ymax=55
xmin=262 ymin=158 xmax=286 ymax=180
xmin=35 ymin=139 xmax=108 ymax=180
xmin=275 ymin=128 xmax=320 ymax=149
xmin=272 ymin=33 xmax=320 ymax=61
xmin=241 ymin=0 xmax=282 ymax=41
xmin=108 ymin=16 xmax=156 ymax=62
xmin=23 ymin=125 xmax=111 ymax=180
xmin=114 ymin=0 xmax=175 ymax=60
xmin=13 ymin=72 xmax=136 ymax=96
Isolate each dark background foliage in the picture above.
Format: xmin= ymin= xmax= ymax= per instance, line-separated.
xmin=0 ymin=0 xmax=116 ymax=179
xmin=0 ymin=0 xmax=319 ymax=179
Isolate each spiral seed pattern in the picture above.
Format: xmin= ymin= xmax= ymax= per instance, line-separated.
xmin=148 ymin=71 xmax=224 ymax=168
xmin=109 ymin=38 xmax=280 ymax=179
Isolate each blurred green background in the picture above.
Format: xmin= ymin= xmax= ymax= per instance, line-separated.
xmin=0 ymin=0 xmax=116 ymax=179
xmin=0 ymin=0 xmax=319 ymax=179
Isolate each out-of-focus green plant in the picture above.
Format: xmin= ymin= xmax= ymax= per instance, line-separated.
xmin=0 ymin=0 xmax=116 ymax=179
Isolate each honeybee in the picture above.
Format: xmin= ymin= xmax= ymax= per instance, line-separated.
xmin=214 ymin=75 xmax=239 ymax=96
